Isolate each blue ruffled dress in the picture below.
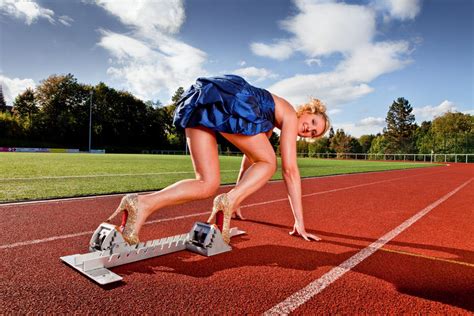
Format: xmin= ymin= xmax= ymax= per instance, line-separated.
xmin=173 ymin=75 xmax=275 ymax=135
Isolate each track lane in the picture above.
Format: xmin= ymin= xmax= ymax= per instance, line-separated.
xmin=283 ymin=175 xmax=474 ymax=314
xmin=1 ymin=164 xmax=472 ymax=313
xmin=0 ymin=166 xmax=446 ymax=246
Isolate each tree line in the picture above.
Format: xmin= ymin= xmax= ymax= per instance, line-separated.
xmin=0 ymin=74 xmax=186 ymax=151
xmin=0 ymin=74 xmax=472 ymax=154
xmin=297 ymin=97 xmax=473 ymax=157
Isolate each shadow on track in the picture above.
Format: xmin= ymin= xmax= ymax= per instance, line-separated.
xmin=114 ymin=218 xmax=473 ymax=311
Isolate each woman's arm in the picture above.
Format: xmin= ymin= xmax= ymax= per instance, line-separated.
xmin=280 ymin=113 xmax=320 ymax=241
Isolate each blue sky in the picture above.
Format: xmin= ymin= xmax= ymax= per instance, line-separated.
xmin=1 ymin=0 xmax=472 ymax=136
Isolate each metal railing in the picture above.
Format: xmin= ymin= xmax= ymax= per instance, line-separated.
xmin=142 ymin=149 xmax=474 ymax=163
xmin=294 ymin=152 xmax=474 ymax=163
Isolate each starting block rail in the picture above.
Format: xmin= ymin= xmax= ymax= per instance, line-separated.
xmin=60 ymin=222 xmax=245 ymax=285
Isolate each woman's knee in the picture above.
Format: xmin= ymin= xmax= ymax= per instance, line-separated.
xmin=268 ymin=154 xmax=277 ymax=175
xmin=266 ymin=151 xmax=277 ymax=171
xmin=256 ymin=152 xmax=277 ymax=176
xmin=196 ymin=178 xmax=220 ymax=198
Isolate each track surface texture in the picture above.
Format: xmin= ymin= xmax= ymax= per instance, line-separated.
xmin=1 ymin=163 xmax=473 ymax=314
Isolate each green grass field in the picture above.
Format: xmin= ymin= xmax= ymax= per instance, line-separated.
xmin=0 ymin=152 xmax=441 ymax=203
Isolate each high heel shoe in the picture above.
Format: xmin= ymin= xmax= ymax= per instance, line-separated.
xmin=207 ymin=193 xmax=233 ymax=244
xmin=106 ymin=193 xmax=140 ymax=245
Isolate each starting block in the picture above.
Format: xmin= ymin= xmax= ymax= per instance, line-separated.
xmin=60 ymin=222 xmax=245 ymax=285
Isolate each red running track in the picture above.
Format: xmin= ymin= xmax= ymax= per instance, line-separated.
xmin=0 ymin=164 xmax=473 ymax=314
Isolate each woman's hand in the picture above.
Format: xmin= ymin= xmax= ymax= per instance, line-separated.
xmin=289 ymin=223 xmax=321 ymax=241
xmin=231 ymin=207 xmax=246 ymax=220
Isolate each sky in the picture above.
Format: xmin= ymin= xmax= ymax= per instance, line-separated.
xmin=0 ymin=0 xmax=473 ymax=137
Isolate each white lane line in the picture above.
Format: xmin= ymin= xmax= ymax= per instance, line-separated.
xmin=0 ymin=212 xmax=210 ymax=250
xmin=0 ymin=170 xmax=240 ymax=181
xmin=0 ymin=166 xmax=444 ymax=207
xmin=0 ymin=163 xmax=435 ymax=182
xmin=264 ymin=178 xmax=473 ymax=315
xmin=0 ymin=183 xmax=239 ymax=207
xmin=0 ymin=170 xmax=445 ymax=250
xmin=0 ymin=163 xmax=430 ymax=182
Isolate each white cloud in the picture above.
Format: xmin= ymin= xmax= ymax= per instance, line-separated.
xmin=328 ymin=108 xmax=341 ymax=115
xmin=268 ymin=72 xmax=375 ymax=107
xmin=413 ymin=100 xmax=457 ymax=121
xmin=95 ymin=0 xmax=185 ymax=36
xmin=232 ymin=67 xmax=277 ymax=82
xmin=252 ymin=2 xmax=375 ymax=60
xmin=239 ymin=60 xmax=247 ymax=66
xmin=372 ymin=0 xmax=422 ymax=21
xmin=99 ymin=31 xmax=207 ymax=102
xmin=359 ymin=116 xmax=385 ymax=127
xmin=98 ymin=31 xmax=154 ymax=60
xmin=336 ymin=116 xmax=385 ymax=137
xmin=260 ymin=0 xmax=413 ymax=110
xmin=288 ymin=2 xmax=375 ymax=57
xmin=335 ymin=41 xmax=412 ymax=83
xmin=0 ymin=0 xmax=55 ymax=24
xmin=250 ymin=40 xmax=294 ymax=61
xmin=94 ymin=0 xmax=208 ymax=102
xmin=0 ymin=74 xmax=36 ymax=104
xmin=58 ymin=15 xmax=74 ymax=27
xmin=305 ymin=58 xmax=322 ymax=67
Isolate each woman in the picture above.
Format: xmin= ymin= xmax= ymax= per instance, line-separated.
xmin=107 ymin=75 xmax=330 ymax=245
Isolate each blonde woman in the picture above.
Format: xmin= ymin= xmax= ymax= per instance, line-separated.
xmin=107 ymin=75 xmax=330 ymax=245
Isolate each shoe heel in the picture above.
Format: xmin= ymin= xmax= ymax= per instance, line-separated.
xmin=106 ymin=197 xmax=127 ymax=222
xmin=215 ymin=211 xmax=224 ymax=231
xmin=106 ymin=206 xmax=122 ymax=223
xmin=208 ymin=193 xmax=232 ymax=244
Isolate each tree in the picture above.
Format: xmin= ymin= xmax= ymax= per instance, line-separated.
xmin=330 ymin=129 xmax=352 ymax=155
xmin=171 ymin=87 xmax=185 ymax=104
xmin=13 ymin=88 xmax=38 ymax=119
xmin=0 ymin=85 xmax=6 ymax=111
xmin=296 ymin=139 xmax=309 ymax=156
xmin=328 ymin=127 xmax=335 ymax=142
xmin=431 ymin=112 xmax=474 ymax=153
xmin=162 ymin=87 xmax=186 ymax=149
xmin=414 ymin=121 xmax=434 ymax=154
xmin=358 ymin=134 xmax=375 ymax=153
xmin=35 ymin=74 xmax=88 ymax=146
xmin=0 ymin=111 xmax=25 ymax=140
xmin=384 ymin=97 xmax=416 ymax=153
xmin=308 ymin=137 xmax=330 ymax=157
xmin=369 ymin=134 xmax=388 ymax=155
xmin=269 ymin=132 xmax=280 ymax=151
xmin=349 ymin=137 xmax=362 ymax=153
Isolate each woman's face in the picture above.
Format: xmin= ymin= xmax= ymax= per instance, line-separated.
xmin=297 ymin=113 xmax=326 ymax=138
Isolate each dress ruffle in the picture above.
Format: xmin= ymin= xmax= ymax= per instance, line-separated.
xmin=173 ymin=75 xmax=275 ymax=135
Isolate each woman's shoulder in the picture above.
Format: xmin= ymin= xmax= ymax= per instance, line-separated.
xmin=271 ymin=93 xmax=296 ymax=128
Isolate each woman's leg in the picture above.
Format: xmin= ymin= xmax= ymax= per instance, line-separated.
xmin=133 ymin=126 xmax=221 ymax=232
xmin=232 ymin=154 xmax=252 ymax=219
xmin=220 ymin=132 xmax=277 ymax=210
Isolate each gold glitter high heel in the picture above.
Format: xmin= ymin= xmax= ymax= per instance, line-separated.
xmin=106 ymin=193 xmax=140 ymax=245
xmin=207 ymin=193 xmax=233 ymax=244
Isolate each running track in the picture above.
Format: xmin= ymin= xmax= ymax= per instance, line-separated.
xmin=1 ymin=164 xmax=473 ymax=314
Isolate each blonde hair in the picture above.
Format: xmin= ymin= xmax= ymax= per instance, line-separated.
xmin=296 ymin=98 xmax=331 ymax=138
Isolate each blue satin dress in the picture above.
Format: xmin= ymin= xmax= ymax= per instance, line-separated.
xmin=173 ymin=75 xmax=275 ymax=135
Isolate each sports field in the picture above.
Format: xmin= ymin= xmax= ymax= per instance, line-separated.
xmin=0 ymin=152 xmax=440 ymax=202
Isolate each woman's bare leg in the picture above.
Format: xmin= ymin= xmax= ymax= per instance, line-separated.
xmin=233 ymin=154 xmax=252 ymax=219
xmin=132 ymin=127 xmax=221 ymax=233
xmin=220 ymin=132 xmax=277 ymax=210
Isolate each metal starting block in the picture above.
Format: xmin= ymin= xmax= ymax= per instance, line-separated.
xmin=60 ymin=222 xmax=246 ymax=285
